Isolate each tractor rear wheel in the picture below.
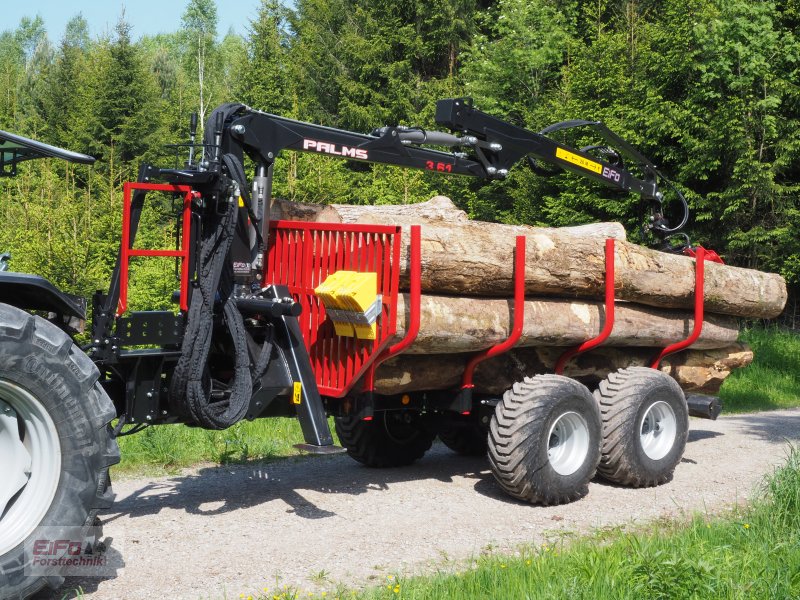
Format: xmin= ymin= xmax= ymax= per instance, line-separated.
xmin=335 ymin=410 xmax=435 ymax=467
xmin=0 ymin=304 xmax=119 ymax=599
xmin=488 ymin=375 xmax=601 ymax=505
xmin=595 ymin=367 xmax=689 ymax=487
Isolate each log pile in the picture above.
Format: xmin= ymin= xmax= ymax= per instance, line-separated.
xmin=274 ymin=196 xmax=784 ymax=394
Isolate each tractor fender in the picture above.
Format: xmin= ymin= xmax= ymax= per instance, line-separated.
xmin=0 ymin=272 xmax=86 ymax=322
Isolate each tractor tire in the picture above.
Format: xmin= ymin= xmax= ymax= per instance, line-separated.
xmin=335 ymin=410 xmax=435 ymax=467
xmin=438 ymin=413 xmax=488 ymax=456
xmin=488 ymin=375 xmax=601 ymax=505
xmin=0 ymin=303 xmax=120 ymax=600
xmin=595 ymin=367 xmax=689 ymax=487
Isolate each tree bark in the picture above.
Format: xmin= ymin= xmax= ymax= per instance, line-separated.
xmin=370 ymin=344 xmax=752 ymax=396
xmin=391 ymin=295 xmax=740 ymax=353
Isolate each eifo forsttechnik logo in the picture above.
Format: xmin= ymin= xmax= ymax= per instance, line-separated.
xmin=24 ymin=526 xmax=124 ymax=577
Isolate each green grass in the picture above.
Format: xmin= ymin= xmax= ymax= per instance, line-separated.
xmin=115 ymin=417 xmax=339 ymax=477
xmin=239 ymin=446 xmax=800 ymax=600
xmin=720 ymin=326 xmax=800 ymax=413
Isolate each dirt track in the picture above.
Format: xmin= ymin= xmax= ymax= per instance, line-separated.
xmin=41 ymin=409 xmax=800 ymax=600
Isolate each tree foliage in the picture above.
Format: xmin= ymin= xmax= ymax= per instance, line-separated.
xmin=0 ymin=0 xmax=798 ymax=313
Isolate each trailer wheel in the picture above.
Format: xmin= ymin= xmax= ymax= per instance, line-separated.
xmin=595 ymin=367 xmax=688 ymax=487
xmin=335 ymin=410 xmax=435 ymax=467
xmin=488 ymin=375 xmax=601 ymax=505
xmin=0 ymin=304 xmax=120 ymax=599
xmin=438 ymin=413 xmax=488 ymax=456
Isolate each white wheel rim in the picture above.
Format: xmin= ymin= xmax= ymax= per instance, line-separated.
xmin=547 ymin=411 xmax=590 ymax=476
xmin=639 ymin=400 xmax=677 ymax=461
xmin=0 ymin=379 xmax=61 ymax=556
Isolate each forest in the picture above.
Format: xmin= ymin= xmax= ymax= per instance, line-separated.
xmin=0 ymin=0 xmax=798 ymax=317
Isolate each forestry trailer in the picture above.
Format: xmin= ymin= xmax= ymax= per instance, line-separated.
xmin=0 ymin=99 xmax=711 ymax=598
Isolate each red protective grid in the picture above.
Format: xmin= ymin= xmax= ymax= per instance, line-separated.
xmin=265 ymin=220 xmax=402 ymax=398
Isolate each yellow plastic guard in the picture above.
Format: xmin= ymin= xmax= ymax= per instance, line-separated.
xmin=315 ymin=271 xmax=380 ymax=339
xmin=315 ymin=271 xmax=354 ymax=337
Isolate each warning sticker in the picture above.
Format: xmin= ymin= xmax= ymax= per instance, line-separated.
xmin=555 ymin=147 xmax=602 ymax=174
xmin=292 ymin=382 xmax=302 ymax=405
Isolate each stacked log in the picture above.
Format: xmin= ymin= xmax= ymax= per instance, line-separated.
xmin=369 ymin=344 xmax=754 ymax=395
xmin=273 ymin=196 xmax=783 ymax=394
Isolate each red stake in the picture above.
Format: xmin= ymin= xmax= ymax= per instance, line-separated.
xmin=651 ymin=247 xmax=706 ymax=369
xmin=461 ymin=235 xmax=527 ymax=389
xmin=554 ymin=238 xmax=616 ymax=374
xmin=362 ymin=225 xmax=422 ymax=392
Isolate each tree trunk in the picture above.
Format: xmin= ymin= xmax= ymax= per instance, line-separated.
xmin=269 ymin=195 xmax=628 ymax=239
xmin=391 ymin=294 xmax=739 ymax=354
xmin=370 ymin=344 xmax=752 ymax=396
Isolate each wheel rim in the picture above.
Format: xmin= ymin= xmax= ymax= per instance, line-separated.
xmin=0 ymin=379 xmax=61 ymax=556
xmin=547 ymin=411 xmax=590 ymax=476
xmin=639 ymin=400 xmax=677 ymax=461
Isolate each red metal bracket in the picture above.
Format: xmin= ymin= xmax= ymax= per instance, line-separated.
xmin=684 ymin=245 xmax=724 ymax=264
xmin=117 ymin=182 xmax=194 ymax=316
xmin=651 ymin=246 xmax=706 ymax=369
xmin=362 ymin=225 xmax=422 ymax=392
xmin=460 ymin=235 xmax=527 ymax=390
xmin=554 ymin=238 xmax=616 ymax=375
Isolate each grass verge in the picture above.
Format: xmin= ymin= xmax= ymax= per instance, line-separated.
xmin=720 ymin=326 xmax=800 ymax=413
xmin=238 ymin=446 xmax=800 ymax=600
xmin=115 ymin=417 xmax=339 ymax=477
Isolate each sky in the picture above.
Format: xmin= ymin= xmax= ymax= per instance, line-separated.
xmin=1 ymin=0 xmax=263 ymax=41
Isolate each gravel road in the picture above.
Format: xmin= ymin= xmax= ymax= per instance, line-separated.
xmin=41 ymin=409 xmax=800 ymax=600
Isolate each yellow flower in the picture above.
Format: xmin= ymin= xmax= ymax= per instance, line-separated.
xmin=525 ymin=560 xmax=531 ymax=565
xmin=322 ymin=594 xmax=327 ymax=598
xmin=393 ymin=586 xmax=400 ymax=594
xmin=387 ymin=575 xmax=394 ymax=580
xmin=500 ymin=564 xmax=507 ymax=569
xmin=240 ymin=595 xmax=246 ymax=599
xmin=744 ymin=523 xmax=750 ymax=529
xmin=247 ymin=596 xmax=253 ymax=600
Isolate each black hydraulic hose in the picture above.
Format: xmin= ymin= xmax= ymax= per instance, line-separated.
xmin=168 ymin=187 xmax=254 ymax=429
xmin=653 ymin=177 xmax=690 ymax=235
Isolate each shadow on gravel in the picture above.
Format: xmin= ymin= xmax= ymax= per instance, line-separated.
xmin=726 ymin=412 xmax=800 ymax=445
xmin=688 ymin=429 xmax=723 ymax=442
xmin=103 ymin=446 xmax=494 ymax=523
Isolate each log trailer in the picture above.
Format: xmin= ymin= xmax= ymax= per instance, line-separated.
xmin=0 ymin=98 xmax=717 ymax=598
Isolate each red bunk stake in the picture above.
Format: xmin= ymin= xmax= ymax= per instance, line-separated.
xmin=362 ymin=225 xmax=422 ymax=392
xmin=460 ymin=235 xmax=527 ymax=390
xmin=651 ymin=247 xmax=706 ymax=369
xmin=554 ymin=238 xmax=616 ymax=375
